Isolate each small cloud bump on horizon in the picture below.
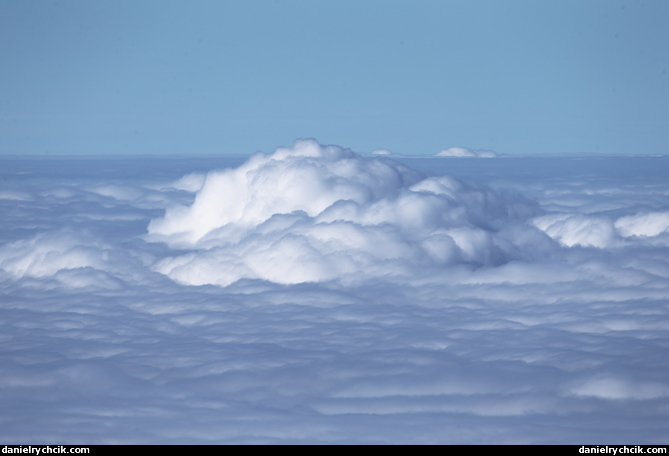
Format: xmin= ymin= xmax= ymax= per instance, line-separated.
xmin=1 ymin=140 xmax=669 ymax=443
xmin=435 ymin=146 xmax=499 ymax=158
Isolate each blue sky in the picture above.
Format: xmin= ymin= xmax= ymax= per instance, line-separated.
xmin=1 ymin=0 xmax=668 ymax=156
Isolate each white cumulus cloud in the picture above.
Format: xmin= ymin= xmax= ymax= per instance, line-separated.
xmin=147 ymin=139 xmax=538 ymax=286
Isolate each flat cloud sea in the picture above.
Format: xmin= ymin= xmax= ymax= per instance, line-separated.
xmin=1 ymin=141 xmax=668 ymax=443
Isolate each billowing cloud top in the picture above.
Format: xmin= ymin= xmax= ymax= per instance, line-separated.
xmin=147 ymin=139 xmax=537 ymax=286
xmin=436 ymin=146 xmax=498 ymax=158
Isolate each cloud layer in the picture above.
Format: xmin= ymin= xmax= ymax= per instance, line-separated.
xmin=1 ymin=144 xmax=668 ymax=443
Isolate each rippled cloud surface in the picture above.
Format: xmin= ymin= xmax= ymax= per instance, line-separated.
xmin=2 ymin=141 xmax=669 ymax=443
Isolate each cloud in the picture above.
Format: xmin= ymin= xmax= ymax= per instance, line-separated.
xmin=371 ymin=149 xmax=392 ymax=156
xmin=435 ymin=146 xmax=498 ymax=158
xmin=0 ymin=230 xmax=109 ymax=279
xmin=567 ymin=375 xmax=669 ymax=400
xmin=532 ymin=213 xmax=618 ymax=248
xmin=0 ymin=190 xmax=33 ymax=201
xmin=531 ymin=211 xmax=669 ymax=248
xmin=147 ymin=139 xmax=539 ymax=286
xmin=1 ymin=146 xmax=669 ymax=443
xmin=159 ymin=172 xmax=207 ymax=193
xmin=615 ymin=211 xmax=669 ymax=238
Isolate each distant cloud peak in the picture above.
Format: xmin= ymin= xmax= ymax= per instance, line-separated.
xmin=436 ymin=147 xmax=498 ymax=158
